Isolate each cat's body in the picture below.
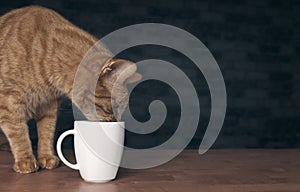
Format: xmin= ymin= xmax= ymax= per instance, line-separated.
xmin=0 ymin=6 xmax=140 ymax=173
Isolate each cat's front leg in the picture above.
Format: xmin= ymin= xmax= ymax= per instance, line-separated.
xmin=37 ymin=100 xmax=60 ymax=169
xmin=0 ymin=119 xmax=38 ymax=173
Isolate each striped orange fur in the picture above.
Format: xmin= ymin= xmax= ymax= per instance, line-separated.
xmin=0 ymin=6 xmax=141 ymax=173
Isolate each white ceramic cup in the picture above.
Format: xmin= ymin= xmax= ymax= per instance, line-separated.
xmin=56 ymin=121 xmax=125 ymax=183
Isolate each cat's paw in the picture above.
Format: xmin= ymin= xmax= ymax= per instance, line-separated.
xmin=13 ymin=157 xmax=39 ymax=174
xmin=38 ymin=155 xmax=60 ymax=169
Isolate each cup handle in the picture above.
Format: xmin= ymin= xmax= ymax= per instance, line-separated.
xmin=56 ymin=130 xmax=79 ymax=170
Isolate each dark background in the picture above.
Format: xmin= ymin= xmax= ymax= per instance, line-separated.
xmin=1 ymin=0 xmax=299 ymax=149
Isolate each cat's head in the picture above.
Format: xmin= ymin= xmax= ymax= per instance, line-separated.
xmin=94 ymin=59 xmax=142 ymax=121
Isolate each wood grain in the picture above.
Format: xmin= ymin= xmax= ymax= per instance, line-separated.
xmin=0 ymin=149 xmax=299 ymax=192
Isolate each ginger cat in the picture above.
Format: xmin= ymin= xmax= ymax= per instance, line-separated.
xmin=0 ymin=6 xmax=141 ymax=173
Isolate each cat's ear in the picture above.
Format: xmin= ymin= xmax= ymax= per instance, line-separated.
xmin=100 ymin=59 xmax=142 ymax=84
xmin=125 ymin=72 xmax=142 ymax=84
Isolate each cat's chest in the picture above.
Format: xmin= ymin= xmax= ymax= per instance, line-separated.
xmin=25 ymin=88 xmax=62 ymax=119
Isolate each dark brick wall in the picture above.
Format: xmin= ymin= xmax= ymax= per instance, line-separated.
xmin=0 ymin=0 xmax=299 ymax=149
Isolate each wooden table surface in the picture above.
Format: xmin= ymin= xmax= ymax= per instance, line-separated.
xmin=0 ymin=149 xmax=299 ymax=192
